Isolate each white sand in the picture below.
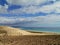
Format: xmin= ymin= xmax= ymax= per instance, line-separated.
xmin=0 ymin=26 xmax=58 ymax=36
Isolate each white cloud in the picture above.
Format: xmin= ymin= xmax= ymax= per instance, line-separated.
xmin=0 ymin=17 xmax=35 ymax=24
xmin=24 ymin=14 xmax=60 ymax=25
xmin=0 ymin=17 xmax=16 ymax=24
xmin=0 ymin=0 xmax=60 ymax=14
xmin=8 ymin=0 xmax=60 ymax=14
xmin=39 ymin=1 xmax=60 ymax=13
xmin=7 ymin=0 xmax=48 ymax=5
xmin=0 ymin=14 xmax=60 ymax=24
xmin=1 ymin=0 xmax=60 ymax=27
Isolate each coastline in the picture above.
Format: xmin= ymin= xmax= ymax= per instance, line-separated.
xmin=0 ymin=26 xmax=59 ymax=36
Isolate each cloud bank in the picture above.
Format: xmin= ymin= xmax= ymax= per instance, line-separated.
xmin=0 ymin=0 xmax=60 ymax=27
xmin=0 ymin=14 xmax=60 ymax=27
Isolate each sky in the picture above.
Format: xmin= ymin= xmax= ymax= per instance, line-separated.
xmin=0 ymin=0 xmax=60 ymax=27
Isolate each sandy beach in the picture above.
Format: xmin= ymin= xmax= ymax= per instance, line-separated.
xmin=0 ymin=26 xmax=60 ymax=45
xmin=0 ymin=26 xmax=58 ymax=36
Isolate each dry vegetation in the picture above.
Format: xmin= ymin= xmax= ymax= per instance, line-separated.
xmin=0 ymin=35 xmax=60 ymax=45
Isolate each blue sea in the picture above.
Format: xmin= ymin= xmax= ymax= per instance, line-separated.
xmin=12 ymin=26 xmax=60 ymax=34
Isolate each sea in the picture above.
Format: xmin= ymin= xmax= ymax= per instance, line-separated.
xmin=12 ymin=26 xmax=60 ymax=34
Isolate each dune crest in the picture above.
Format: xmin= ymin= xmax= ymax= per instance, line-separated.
xmin=0 ymin=26 xmax=31 ymax=36
xmin=0 ymin=26 xmax=58 ymax=36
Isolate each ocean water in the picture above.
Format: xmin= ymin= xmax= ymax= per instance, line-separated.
xmin=21 ymin=27 xmax=60 ymax=33
xmin=13 ymin=26 xmax=60 ymax=33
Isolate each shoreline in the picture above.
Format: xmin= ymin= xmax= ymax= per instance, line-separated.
xmin=0 ymin=26 xmax=59 ymax=36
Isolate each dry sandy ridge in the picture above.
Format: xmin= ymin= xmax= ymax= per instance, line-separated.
xmin=0 ymin=26 xmax=59 ymax=36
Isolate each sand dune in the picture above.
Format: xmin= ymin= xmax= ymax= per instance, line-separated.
xmin=0 ymin=26 xmax=32 ymax=36
xmin=0 ymin=26 xmax=59 ymax=45
xmin=0 ymin=26 xmax=58 ymax=36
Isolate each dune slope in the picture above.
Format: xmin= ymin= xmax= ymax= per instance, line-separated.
xmin=0 ymin=26 xmax=31 ymax=36
xmin=0 ymin=26 xmax=58 ymax=36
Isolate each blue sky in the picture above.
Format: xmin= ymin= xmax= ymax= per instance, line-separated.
xmin=0 ymin=0 xmax=60 ymax=27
